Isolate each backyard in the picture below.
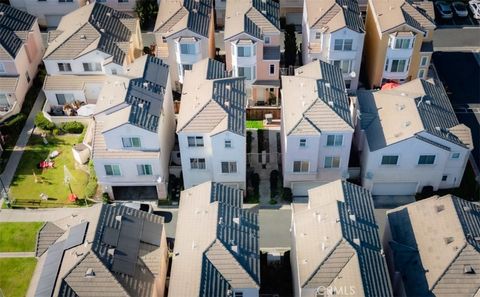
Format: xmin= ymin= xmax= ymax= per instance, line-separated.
xmin=0 ymin=258 xmax=37 ymax=297
xmin=0 ymin=222 xmax=43 ymax=252
xmin=9 ymin=133 xmax=89 ymax=207
xmin=246 ymin=120 xmax=264 ymax=129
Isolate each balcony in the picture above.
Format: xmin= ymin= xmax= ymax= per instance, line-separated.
xmin=42 ymin=100 xmax=93 ymax=126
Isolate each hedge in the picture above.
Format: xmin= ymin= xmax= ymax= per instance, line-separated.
xmin=59 ymin=121 xmax=84 ymax=134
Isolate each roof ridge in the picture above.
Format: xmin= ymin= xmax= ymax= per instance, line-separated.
xmin=429 ymin=242 xmax=468 ymax=291
xmin=177 ymin=96 xmax=216 ymax=132
xmin=155 ymin=6 xmax=186 ymax=33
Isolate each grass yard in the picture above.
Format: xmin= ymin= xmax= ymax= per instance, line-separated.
xmin=0 ymin=258 xmax=37 ymax=297
xmin=246 ymin=120 xmax=264 ymax=129
xmin=0 ymin=222 xmax=43 ymax=252
xmin=9 ymin=134 xmax=89 ymax=207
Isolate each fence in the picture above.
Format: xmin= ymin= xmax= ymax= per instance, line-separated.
xmin=246 ymin=107 xmax=281 ymax=120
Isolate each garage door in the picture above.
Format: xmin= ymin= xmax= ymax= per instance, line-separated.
xmin=112 ymin=186 xmax=158 ymax=201
xmin=371 ymin=182 xmax=418 ymax=196
xmin=292 ymin=182 xmax=324 ymax=197
xmin=45 ymin=15 xmax=63 ymax=28
xmin=286 ymin=13 xmax=302 ymax=26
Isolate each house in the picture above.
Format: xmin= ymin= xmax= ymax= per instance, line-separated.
xmin=0 ymin=4 xmax=44 ymax=122
xmin=42 ymin=3 xmax=142 ymax=122
xmin=154 ymin=0 xmax=215 ymax=90
xmin=9 ymin=0 xmax=88 ymax=28
xmin=169 ymin=182 xmax=260 ymax=297
xmin=301 ymin=0 xmax=365 ymax=92
xmin=279 ymin=0 xmax=303 ymax=27
xmin=363 ymin=0 xmax=435 ymax=88
xmin=384 ymin=195 xmax=480 ymax=297
xmin=290 ymin=180 xmax=393 ymax=297
xmin=92 ymin=55 xmax=175 ymax=201
xmin=30 ymin=203 xmax=169 ymax=297
xmin=91 ymin=0 xmax=161 ymax=14
xmin=281 ymin=60 xmax=354 ymax=196
xmin=177 ymin=59 xmax=246 ymax=190
xmin=224 ymin=0 xmax=281 ymax=106
xmin=356 ymin=78 xmax=473 ymax=195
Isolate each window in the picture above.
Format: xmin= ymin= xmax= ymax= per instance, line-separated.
xmin=58 ymin=63 xmax=72 ymax=72
xmin=332 ymin=60 xmax=352 ymax=74
xmin=225 ymin=140 xmax=232 ymax=148
xmin=344 ymin=79 xmax=351 ymax=89
xmin=315 ymin=32 xmax=321 ymax=39
xmin=82 ymin=62 xmax=102 ymax=72
xmin=221 ymin=161 xmax=237 ymax=173
xmin=237 ymin=46 xmax=252 ymax=57
xmin=25 ymin=71 xmax=30 ymax=83
xmin=122 ymin=137 xmax=141 ymax=148
xmin=234 ymin=292 xmax=243 ymax=297
xmin=187 ymin=136 xmax=204 ymax=147
xmin=442 ymin=175 xmax=448 ymax=181
xmin=264 ymin=36 xmax=271 ymax=44
xmin=58 ymin=0 xmax=73 ymax=2
xmin=55 ymin=93 xmax=75 ymax=105
xmin=0 ymin=94 xmax=9 ymax=108
xmin=118 ymin=0 xmax=129 ymax=2
xmin=269 ymin=64 xmax=275 ymax=75
xmin=381 ymin=155 xmax=399 ymax=165
xmin=326 ymin=135 xmax=343 ymax=146
xmin=394 ymin=38 xmax=411 ymax=49
xmin=451 ymin=152 xmax=460 ymax=159
xmin=111 ymin=68 xmax=117 ymax=75
xmin=334 ymin=39 xmax=353 ymax=51
xmin=190 ymin=158 xmax=206 ymax=169
xmin=137 ymin=164 xmax=152 ymax=176
xmin=104 ymin=164 xmax=121 ymax=176
xmin=420 ymin=56 xmax=428 ymax=66
xmin=385 ymin=59 xmax=389 ymax=71
xmin=390 ymin=59 xmax=409 ymax=72
xmin=0 ymin=63 xmax=5 ymax=73
xmin=299 ymin=139 xmax=306 ymax=147
xmin=238 ymin=66 xmax=255 ymax=80
xmin=180 ymin=43 xmax=197 ymax=55
xmin=293 ymin=161 xmax=309 ymax=173
xmin=418 ymin=69 xmax=425 ymax=79
xmin=324 ymin=156 xmax=340 ymax=168
xmin=418 ymin=155 xmax=436 ymax=165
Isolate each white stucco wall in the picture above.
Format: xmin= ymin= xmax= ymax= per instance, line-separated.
xmin=44 ymin=50 xmax=124 ymax=76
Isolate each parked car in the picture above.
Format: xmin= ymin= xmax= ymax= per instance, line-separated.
xmin=121 ymin=202 xmax=153 ymax=213
xmin=452 ymin=1 xmax=469 ymax=17
xmin=435 ymin=1 xmax=454 ymax=18
xmin=469 ymin=0 xmax=480 ymax=19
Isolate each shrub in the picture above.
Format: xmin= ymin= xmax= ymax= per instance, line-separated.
xmin=59 ymin=121 xmax=84 ymax=134
xmin=270 ymin=170 xmax=280 ymax=198
xmin=34 ymin=112 xmax=55 ymax=131
xmin=85 ymin=160 xmax=98 ymax=199
xmin=77 ymin=126 xmax=87 ymax=143
xmin=102 ymin=192 xmax=111 ymax=204
xmin=246 ymin=131 xmax=252 ymax=154
xmin=283 ymin=187 xmax=293 ymax=203
xmin=135 ymin=0 xmax=158 ymax=29
xmin=284 ymin=24 xmax=298 ymax=67
xmin=52 ymin=128 xmax=60 ymax=136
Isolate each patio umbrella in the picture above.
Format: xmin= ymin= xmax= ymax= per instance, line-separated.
xmin=68 ymin=193 xmax=78 ymax=202
xmin=76 ymin=104 xmax=96 ymax=117
xmin=381 ymin=82 xmax=400 ymax=90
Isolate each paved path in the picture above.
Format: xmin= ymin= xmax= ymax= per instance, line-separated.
xmin=0 ymin=92 xmax=45 ymax=208
xmin=0 ymin=252 xmax=35 ymax=258
xmin=0 ymin=207 xmax=82 ymax=222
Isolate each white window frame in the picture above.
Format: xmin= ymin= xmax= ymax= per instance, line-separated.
xmin=190 ymin=158 xmax=206 ymax=170
xmin=418 ymin=154 xmax=436 ymax=165
xmin=442 ymin=175 xmax=448 ymax=181
xmin=57 ymin=63 xmax=72 ymax=72
xmin=420 ymin=56 xmax=429 ymax=66
xmin=187 ymin=136 xmax=204 ymax=147
xmin=418 ymin=69 xmax=425 ymax=79
xmin=0 ymin=94 xmax=9 ymax=108
xmin=104 ymin=164 xmax=121 ymax=176
xmin=324 ymin=156 xmax=340 ymax=168
xmin=381 ymin=155 xmax=399 ymax=165
xmin=299 ymin=138 xmax=307 ymax=148
xmin=237 ymin=66 xmax=255 ymax=81
xmin=225 ymin=140 xmax=232 ymax=148
xmin=333 ymin=39 xmax=353 ymax=51
xmin=332 ymin=60 xmax=352 ymax=74
xmin=451 ymin=152 xmax=460 ymax=159
xmin=137 ymin=164 xmax=153 ymax=176
xmin=315 ymin=32 xmax=322 ymax=39
xmin=55 ymin=93 xmax=75 ymax=105
xmin=269 ymin=64 xmax=275 ymax=75
xmin=326 ymin=135 xmax=343 ymax=147
xmin=293 ymin=161 xmax=309 ymax=173
xmin=264 ymin=36 xmax=271 ymax=44
xmin=221 ymin=161 xmax=237 ymax=173
xmin=82 ymin=62 xmax=102 ymax=72
xmin=237 ymin=45 xmax=254 ymax=57
xmin=179 ymin=43 xmax=197 ymax=55
xmin=0 ymin=63 xmax=5 ymax=73
xmin=122 ymin=137 xmax=141 ymax=148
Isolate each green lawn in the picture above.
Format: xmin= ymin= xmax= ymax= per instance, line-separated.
xmin=0 ymin=222 xmax=44 ymax=252
xmin=0 ymin=258 xmax=37 ymax=297
xmin=246 ymin=120 xmax=264 ymax=129
xmin=9 ymin=134 xmax=89 ymax=207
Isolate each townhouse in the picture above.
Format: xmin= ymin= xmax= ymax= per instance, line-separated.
xmin=30 ymin=203 xmax=169 ymax=297
xmin=291 ymin=180 xmax=393 ymax=297
xmin=154 ymin=0 xmax=215 ymax=90
xmin=0 ymin=4 xmax=44 ymax=122
xmin=224 ymin=0 xmax=281 ymax=106
xmin=281 ymin=60 xmax=354 ymax=196
xmin=169 ymin=182 xmax=260 ymax=297
xmin=363 ymin=0 xmax=436 ymax=88
xmin=356 ymin=78 xmax=473 ymax=195
xmin=42 ymin=3 xmax=142 ymax=120
xmin=302 ymin=0 xmax=365 ymax=92
xmin=385 ymin=195 xmax=480 ymax=297
xmin=9 ymin=0 xmax=88 ymax=28
xmin=92 ymin=55 xmax=175 ymax=201
xmin=177 ymin=59 xmax=247 ymax=190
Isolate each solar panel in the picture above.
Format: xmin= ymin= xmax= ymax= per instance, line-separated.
xmin=111 ymin=215 xmax=142 ymax=276
xmin=140 ymin=220 xmax=162 ymax=246
xmin=102 ymin=227 xmax=120 ymax=247
xmin=34 ymin=240 xmax=65 ymax=297
xmin=64 ymin=222 xmax=88 ymax=249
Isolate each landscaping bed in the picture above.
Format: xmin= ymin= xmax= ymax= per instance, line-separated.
xmin=0 ymin=258 xmax=37 ymax=297
xmin=0 ymin=222 xmax=43 ymax=252
xmin=246 ymin=120 xmax=264 ymax=129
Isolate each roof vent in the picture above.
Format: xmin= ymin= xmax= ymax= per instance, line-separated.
xmin=444 ymin=237 xmax=454 ymax=244
xmin=328 ymin=100 xmax=334 ymax=107
xmin=192 ymin=241 xmax=197 ymax=249
xmin=85 ymin=268 xmax=95 ymax=278
xmin=349 ymin=214 xmax=356 ymax=221
xmin=100 ymin=28 xmax=105 ymax=33
xmin=80 ymin=35 xmax=87 ymax=40
xmin=403 ymin=121 xmax=411 ymax=128
xmin=400 ymin=92 xmax=407 ymax=96
xmin=138 ymin=103 xmax=144 ymax=109
xmin=0 ymin=12 xmax=4 ymax=17
xmin=108 ymin=248 xmax=115 ymax=256
xmin=115 ymin=215 xmax=122 ymax=222
xmin=225 ymin=84 xmax=231 ymax=90
xmin=192 ymin=8 xmax=198 ymax=13
xmin=231 ymin=245 xmax=238 ymax=254
xmin=233 ymin=217 xmax=240 ymax=224
xmin=106 ymin=12 xmax=111 ymax=17
xmin=325 ymin=82 xmax=331 ymax=88
xmin=342 ymin=4 xmax=348 ymax=9
xmin=353 ymin=238 xmax=361 ymax=246
xmin=302 ymin=259 xmax=308 ymax=264
xmin=435 ymin=126 xmax=442 ymax=131
xmin=425 ymin=100 xmax=432 ymax=105
xmin=261 ymin=0 xmax=267 ymax=2
xmin=143 ymin=82 xmax=149 ymax=88
xmin=261 ymin=10 xmax=267 ymax=14
xmin=322 ymin=242 xmax=327 ymax=251
xmin=435 ymin=204 xmax=445 ymax=212
xmin=463 ymin=206 xmax=472 ymax=212
xmin=396 ymin=104 xmax=405 ymax=111
xmin=464 ymin=265 xmax=476 ymax=274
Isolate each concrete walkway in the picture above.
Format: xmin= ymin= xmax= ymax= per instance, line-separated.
xmin=0 ymin=92 xmax=45 ymax=208
xmin=0 ymin=207 xmax=84 ymax=222
xmin=0 ymin=252 xmax=35 ymax=258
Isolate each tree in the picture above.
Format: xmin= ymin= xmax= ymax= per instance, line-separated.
xmin=284 ymin=24 xmax=297 ymax=67
xmin=135 ymin=0 xmax=159 ymax=30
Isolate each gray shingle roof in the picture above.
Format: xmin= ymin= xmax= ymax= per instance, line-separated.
xmin=0 ymin=4 xmax=36 ymax=58
xmin=35 ymin=222 xmax=65 ymax=257
xmin=59 ymin=204 xmax=165 ymax=297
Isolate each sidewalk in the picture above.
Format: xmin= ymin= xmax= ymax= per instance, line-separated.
xmin=0 ymin=92 xmax=45 ymax=208
xmin=0 ymin=252 xmax=35 ymax=258
xmin=0 ymin=207 xmax=82 ymax=222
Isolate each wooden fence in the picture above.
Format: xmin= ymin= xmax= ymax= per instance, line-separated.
xmin=246 ymin=107 xmax=281 ymax=120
